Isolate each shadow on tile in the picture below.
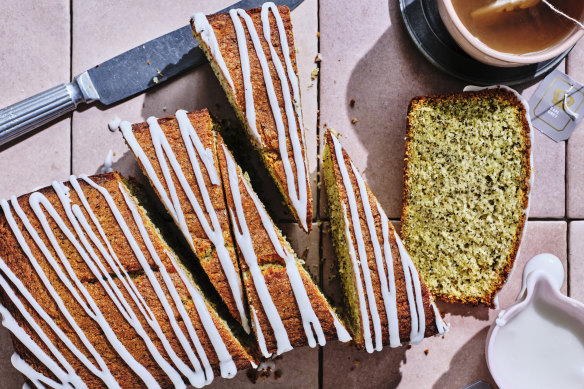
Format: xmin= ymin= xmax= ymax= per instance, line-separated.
xmin=341 ymin=0 xmax=465 ymax=218
xmin=436 ymin=301 xmax=490 ymax=322
xmin=431 ymin=327 xmax=496 ymax=389
xmin=322 ymin=340 xmax=407 ymax=389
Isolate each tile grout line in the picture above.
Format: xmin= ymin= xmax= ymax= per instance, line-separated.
xmin=314 ymin=0 xmax=324 ymax=387
xmin=69 ymin=0 xmax=74 ymax=176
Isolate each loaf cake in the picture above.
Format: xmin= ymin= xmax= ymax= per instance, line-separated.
xmin=122 ymin=110 xmax=350 ymax=358
xmin=218 ymin=140 xmax=351 ymax=356
xmin=401 ymin=88 xmax=531 ymax=307
xmin=323 ymin=130 xmax=448 ymax=352
xmin=191 ymin=3 xmax=313 ymax=232
xmin=0 ymin=172 xmax=254 ymax=388
xmin=121 ymin=109 xmax=249 ymax=331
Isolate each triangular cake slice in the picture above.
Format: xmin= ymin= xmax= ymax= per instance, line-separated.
xmin=192 ymin=3 xmax=313 ymax=232
xmin=322 ymin=130 xmax=448 ymax=352
xmin=121 ymin=109 xmax=249 ymax=331
xmin=217 ymin=138 xmax=351 ymax=357
xmin=0 ymin=172 xmax=254 ymax=388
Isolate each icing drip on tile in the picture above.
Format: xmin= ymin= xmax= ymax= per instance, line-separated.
xmin=0 ymin=175 xmax=239 ymax=388
xmin=120 ymin=113 xmax=249 ymax=333
xmin=222 ymin=145 xmax=292 ymax=355
xmin=331 ymin=135 xmax=382 ymax=352
xmin=192 ymin=13 xmax=236 ymax=94
xmin=201 ymin=4 xmax=309 ymax=231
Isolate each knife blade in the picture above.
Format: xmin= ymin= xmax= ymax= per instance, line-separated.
xmin=0 ymin=0 xmax=304 ymax=146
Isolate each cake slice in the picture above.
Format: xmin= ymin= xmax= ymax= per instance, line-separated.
xmin=401 ymin=88 xmax=531 ymax=307
xmin=323 ymin=130 xmax=448 ymax=352
xmin=0 ymin=172 xmax=254 ymax=388
xmin=121 ymin=109 xmax=249 ymax=331
xmin=192 ymin=3 xmax=313 ymax=232
xmin=218 ymin=139 xmax=351 ymax=357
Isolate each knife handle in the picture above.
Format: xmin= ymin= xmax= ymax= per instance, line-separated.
xmin=0 ymin=82 xmax=84 ymax=147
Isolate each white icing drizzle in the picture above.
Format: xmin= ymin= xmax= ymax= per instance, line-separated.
xmin=108 ymin=117 xmax=121 ymax=132
xmin=120 ymin=113 xmax=249 ymax=333
xmin=222 ymin=145 xmax=292 ymax=355
xmin=261 ymin=3 xmax=305 ymax=140
xmin=11 ymin=352 xmax=66 ymax=389
xmin=377 ymin=203 xmax=401 ymax=348
xmin=251 ymin=306 xmax=272 ymax=358
xmin=431 ymin=302 xmax=450 ymax=334
xmin=1 ymin=195 xmax=161 ymax=389
xmin=163 ymin=250 xmax=237 ymax=380
xmin=100 ymin=149 xmax=114 ymax=174
xmin=228 ymin=9 xmax=263 ymax=146
xmin=341 ymin=204 xmax=373 ymax=353
xmin=200 ymin=5 xmax=309 ymax=231
xmin=352 ymin=162 xmax=401 ymax=349
xmin=47 ymin=180 xmax=187 ymax=388
xmin=329 ymin=309 xmax=352 ymax=342
xmin=192 ymin=13 xmax=236 ymax=94
xmin=331 ymin=135 xmax=382 ymax=352
xmin=394 ymin=232 xmax=426 ymax=345
xmin=242 ymin=167 xmax=325 ymax=348
xmin=0 ymin=175 xmax=241 ymax=388
xmin=0 ymin=304 xmax=87 ymax=389
xmin=330 ymin=133 xmax=447 ymax=349
xmin=0 ymin=261 xmax=118 ymax=388
xmin=223 ymin=144 xmax=349 ymax=348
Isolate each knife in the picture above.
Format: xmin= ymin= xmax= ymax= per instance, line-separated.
xmin=0 ymin=0 xmax=303 ymax=147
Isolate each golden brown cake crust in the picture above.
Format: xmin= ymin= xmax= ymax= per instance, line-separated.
xmin=324 ymin=131 xmax=440 ymax=348
xmin=217 ymin=134 xmax=340 ymax=354
xmin=192 ymin=6 xmax=313 ymax=231
xmin=128 ymin=109 xmax=246 ymax=326
xmin=401 ymin=88 xmax=531 ymax=307
xmin=0 ymin=172 xmax=253 ymax=388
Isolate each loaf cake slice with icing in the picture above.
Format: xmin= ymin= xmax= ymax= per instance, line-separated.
xmin=323 ymin=130 xmax=448 ymax=352
xmin=402 ymin=88 xmax=531 ymax=307
xmin=121 ymin=109 xmax=249 ymax=331
xmin=218 ymin=140 xmax=351 ymax=357
xmin=0 ymin=172 xmax=254 ymax=388
xmin=192 ymin=3 xmax=313 ymax=232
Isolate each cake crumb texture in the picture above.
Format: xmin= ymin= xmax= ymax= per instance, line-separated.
xmin=402 ymin=88 xmax=531 ymax=307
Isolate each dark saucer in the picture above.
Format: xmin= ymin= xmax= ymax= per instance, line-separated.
xmin=399 ymin=0 xmax=571 ymax=86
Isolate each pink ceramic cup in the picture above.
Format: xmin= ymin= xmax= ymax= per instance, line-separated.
xmin=437 ymin=0 xmax=584 ymax=67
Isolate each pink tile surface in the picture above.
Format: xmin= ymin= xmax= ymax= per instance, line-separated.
xmin=569 ymin=221 xmax=584 ymax=302
xmin=0 ymin=2 xmax=71 ymax=387
xmin=567 ymin=39 xmax=584 ymax=218
xmin=0 ymin=0 xmax=71 ymax=199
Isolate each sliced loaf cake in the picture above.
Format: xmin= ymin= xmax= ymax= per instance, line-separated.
xmin=401 ymin=88 xmax=531 ymax=307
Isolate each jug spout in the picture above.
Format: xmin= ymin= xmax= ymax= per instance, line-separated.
xmin=516 ymin=253 xmax=563 ymax=302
